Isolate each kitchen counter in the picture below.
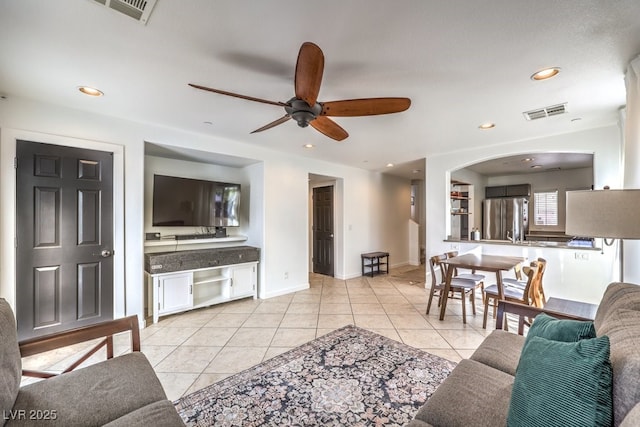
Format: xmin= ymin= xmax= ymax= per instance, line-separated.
xmin=444 ymin=238 xmax=600 ymax=251
xmin=440 ymin=238 xmax=612 ymax=304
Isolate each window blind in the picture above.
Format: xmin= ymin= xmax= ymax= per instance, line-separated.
xmin=534 ymin=191 xmax=558 ymax=226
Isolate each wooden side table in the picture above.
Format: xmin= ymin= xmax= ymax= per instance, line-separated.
xmin=361 ymin=252 xmax=389 ymax=277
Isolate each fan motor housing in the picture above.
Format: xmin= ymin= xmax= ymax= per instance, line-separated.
xmin=286 ymin=98 xmax=322 ymax=127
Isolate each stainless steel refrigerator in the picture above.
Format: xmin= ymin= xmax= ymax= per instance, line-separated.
xmin=482 ymin=198 xmax=529 ymax=241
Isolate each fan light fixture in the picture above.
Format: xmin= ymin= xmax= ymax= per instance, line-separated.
xmin=78 ymin=86 xmax=104 ymax=97
xmin=188 ymin=42 xmax=410 ymax=142
xmin=531 ymin=67 xmax=561 ymax=81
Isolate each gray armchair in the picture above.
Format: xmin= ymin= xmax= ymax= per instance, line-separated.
xmin=0 ymin=298 xmax=185 ymax=426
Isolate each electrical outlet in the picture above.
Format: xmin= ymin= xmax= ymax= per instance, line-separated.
xmin=574 ymin=252 xmax=589 ymax=261
xmin=284 ymin=272 xmax=289 ymax=279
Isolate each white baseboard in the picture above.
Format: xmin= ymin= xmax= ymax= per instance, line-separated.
xmin=260 ymin=282 xmax=310 ymax=299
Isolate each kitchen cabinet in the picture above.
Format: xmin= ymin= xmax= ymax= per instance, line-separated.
xmin=506 ymin=183 xmax=531 ymax=197
xmin=485 ymin=185 xmax=507 ymax=198
xmin=485 ymin=184 xmax=531 ymax=198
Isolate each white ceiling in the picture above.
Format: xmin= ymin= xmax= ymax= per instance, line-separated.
xmin=466 ymin=152 xmax=593 ymax=177
xmin=1 ymin=1 xmax=639 ymax=179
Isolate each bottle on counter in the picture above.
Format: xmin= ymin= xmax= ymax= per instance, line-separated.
xmin=472 ymin=228 xmax=481 ymax=240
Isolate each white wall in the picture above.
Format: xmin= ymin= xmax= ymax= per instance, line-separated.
xmin=426 ymin=124 xmax=623 ymax=301
xmin=0 ymin=96 xmax=411 ymax=321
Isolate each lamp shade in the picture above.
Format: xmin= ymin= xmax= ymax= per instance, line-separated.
xmin=566 ymin=189 xmax=640 ymax=239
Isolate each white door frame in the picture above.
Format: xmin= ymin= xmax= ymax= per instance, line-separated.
xmin=0 ymin=128 xmax=125 ymax=318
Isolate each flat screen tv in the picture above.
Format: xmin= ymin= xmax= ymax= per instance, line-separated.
xmin=152 ymin=174 xmax=241 ymax=227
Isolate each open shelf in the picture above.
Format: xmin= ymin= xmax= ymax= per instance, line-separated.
xmin=144 ymin=235 xmax=247 ymax=247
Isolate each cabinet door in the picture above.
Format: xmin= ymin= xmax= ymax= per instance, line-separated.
xmin=506 ymin=184 xmax=531 ymax=197
xmin=485 ymin=186 xmax=507 ymax=198
xmin=158 ymin=272 xmax=193 ymax=314
xmin=231 ymin=264 xmax=257 ymax=297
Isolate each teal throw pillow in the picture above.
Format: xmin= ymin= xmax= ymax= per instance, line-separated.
xmin=507 ymin=335 xmax=613 ymax=427
xmin=527 ymin=312 xmax=596 ymax=342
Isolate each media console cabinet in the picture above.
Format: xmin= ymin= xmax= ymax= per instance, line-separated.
xmin=144 ymin=246 xmax=260 ymax=323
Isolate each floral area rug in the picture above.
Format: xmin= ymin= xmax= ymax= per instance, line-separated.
xmin=174 ymin=325 xmax=456 ymax=426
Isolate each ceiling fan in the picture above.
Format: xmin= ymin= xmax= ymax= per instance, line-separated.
xmin=189 ymin=42 xmax=411 ymax=141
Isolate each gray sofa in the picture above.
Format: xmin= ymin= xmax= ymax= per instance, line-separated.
xmin=409 ymin=282 xmax=640 ymax=427
xmin=0 ymin=298 xmax=185 ymax=427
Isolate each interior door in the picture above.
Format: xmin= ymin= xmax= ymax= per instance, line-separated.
xmin=16 ymin=140 xmax=114 ymax=340
xmin=312 ymin=186 xmax=334 ymax=276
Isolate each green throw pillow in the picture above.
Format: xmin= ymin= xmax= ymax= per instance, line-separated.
xmin=507 ymin=335 xmax=613 ymax=427
xmin=527 ymin=312 xmax=596 ymax=342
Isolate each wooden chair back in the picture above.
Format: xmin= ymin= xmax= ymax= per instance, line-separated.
xmin=528 ymin=258 xmax=547 ymax=308
xmin=429 ymin=254 xmax=448 ymax=287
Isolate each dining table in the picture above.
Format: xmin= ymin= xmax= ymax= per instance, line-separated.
xmin=439 ymin=253 xmax=526 ymax=321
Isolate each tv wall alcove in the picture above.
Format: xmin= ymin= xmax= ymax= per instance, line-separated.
xmin=143 ymin=143 xmax=264 ymax=320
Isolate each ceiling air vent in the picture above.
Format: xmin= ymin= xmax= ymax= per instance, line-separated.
xmin=523 ymin=103 xmax=568 ymax=121
xmin=92 ymin=0 xmax=157 ymax=24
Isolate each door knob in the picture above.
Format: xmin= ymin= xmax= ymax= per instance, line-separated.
xmin=101 ymin=249 xmax=113 ymax=258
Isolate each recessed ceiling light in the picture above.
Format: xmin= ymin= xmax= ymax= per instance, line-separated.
xmin=531 ymin=67 xmax=561 ymax=81
xmin=303 ymin=144 xmax=314 ymax=149
xmin=203 ymin=121 xmax=213 ymax=125
xmin=386 ymin=163 xmax=394 ymax=168
xmin=571 ymin=118 xmax=582 ymax=122
xmin=78 ymin=86 xmax=104 ymax=97
xmin=531 ymin=164 xmax=543 ymax=169
xmin=478 ymin=123 xmax=495 ymax=130
xmin=521 ymin=157 xmax=534 ymax=163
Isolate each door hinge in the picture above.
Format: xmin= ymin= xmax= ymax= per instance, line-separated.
xmin=189 ymin=285 xmax=192 ymax=295
xmin=252 ymin=284 xmax=255 ymax=291
xmin=158 ymin=302 xmax=160 ymax=310
xmin=14 ymin=157 xmax=18 ymax=169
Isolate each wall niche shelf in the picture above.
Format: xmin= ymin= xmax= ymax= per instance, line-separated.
xmin=144 ymin=235 xmax=247 ymax=248
xmin=450 ymin=181 xmax=474 ymax=240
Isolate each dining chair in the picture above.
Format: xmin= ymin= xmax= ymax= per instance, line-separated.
xmin=445 ymin=251 xmax=486 ymax=301
xmin=427 ymin=254 xmax=481 ymax=324
xmin=503 ymin=257 xmax=547 ymax=305
xmin=482 ymin=260 xmax=543 ymax=329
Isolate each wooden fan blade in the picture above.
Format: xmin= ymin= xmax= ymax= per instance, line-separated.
xmin=189 ymin=83 xmax=287 ymax=107
xmin=250 ymin=115 xmax=291 ymax=134
xmin=320 ymin=98 xmax=411 ymax=116
xmin=294 ymin=42 xmax=324 ymax=107
xmin=310 ymin=116 xmax=348 ymax=141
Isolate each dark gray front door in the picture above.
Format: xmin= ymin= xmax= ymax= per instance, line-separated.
xmin=313 ymin=185 xmax=334 ymax=276
xmin=16 ymin=140 xmax=114 ymax=340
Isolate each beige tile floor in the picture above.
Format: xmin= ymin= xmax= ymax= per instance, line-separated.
xmin=21 ymin=266 xmax=506 ymax=401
